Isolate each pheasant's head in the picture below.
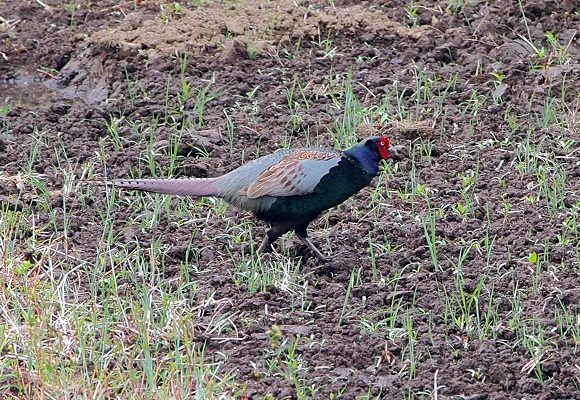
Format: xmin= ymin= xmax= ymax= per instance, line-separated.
xmin=359 ymin=136 xmax=391 ymax=160
xmin=347 ymin=136 xmax=393 ymax=176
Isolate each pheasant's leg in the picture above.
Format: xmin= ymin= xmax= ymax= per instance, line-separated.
xmin=294 ymin=225 xmax=331 ymax=261
xmin=257 ymin=235 xmax=271 ymax=253
xmin=296 ymin=233 xmax=330 ymax=260
xmin=257 ymin=223 xmax=293 ymax=254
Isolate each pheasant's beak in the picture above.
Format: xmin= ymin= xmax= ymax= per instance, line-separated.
xmin=388 ymin=144 xmax=398 ymax=159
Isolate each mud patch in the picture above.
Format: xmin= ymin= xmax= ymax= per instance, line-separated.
xmin=90 ymin=0 xmax=429 ymax=58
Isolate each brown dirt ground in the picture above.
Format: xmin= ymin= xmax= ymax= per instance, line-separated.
xmin=2 ymin=0 xmax=580 ymax=398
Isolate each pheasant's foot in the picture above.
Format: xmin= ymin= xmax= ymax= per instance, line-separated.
xmin=296 ymin=234 xmax=337 ymax=262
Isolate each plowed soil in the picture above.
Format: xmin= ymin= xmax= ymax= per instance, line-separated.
xmin=2 ymin=0 xmax=580 ymax=399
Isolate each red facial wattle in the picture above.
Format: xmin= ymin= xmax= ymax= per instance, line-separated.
xmin=376 ymin=137 xmax=390 ymax=159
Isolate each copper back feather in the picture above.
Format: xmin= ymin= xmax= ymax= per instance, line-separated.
xmin=239 ymin=149 xmax=341 ymax=199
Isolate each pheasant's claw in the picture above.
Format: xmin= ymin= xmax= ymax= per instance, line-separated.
xmin=259 ymin=232 xmax=346 ymax=262
xmin=296 ymin=234 xmax=334 ymax=261
xmin=314 ymin=250 xmax=349 ymax=262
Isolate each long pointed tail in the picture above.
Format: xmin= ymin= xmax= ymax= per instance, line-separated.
xmin=101 ymin=178 xmax=220 ymax=196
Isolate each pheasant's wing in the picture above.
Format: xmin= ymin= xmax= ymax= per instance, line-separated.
xmin=239 ymin=149 xmax=342 ymax=199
